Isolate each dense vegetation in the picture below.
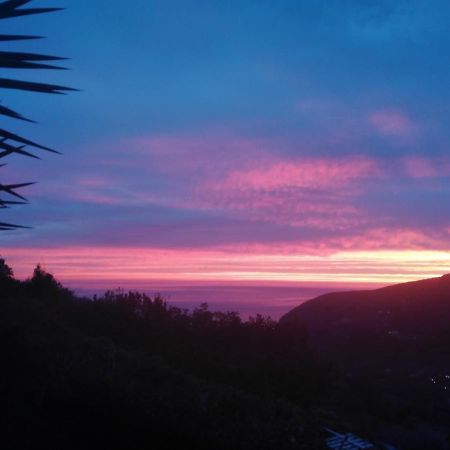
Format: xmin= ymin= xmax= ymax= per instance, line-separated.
xmin=1 ymin=258 xmax=450 ymax=449
xmin=0 ymin=259 xmax=328 ymax=450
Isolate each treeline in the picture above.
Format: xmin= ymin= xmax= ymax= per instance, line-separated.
xmin=0 ymin=259 xmax=328 ymax=450
xmin=1 ymin=258 xmax=449 ymax=449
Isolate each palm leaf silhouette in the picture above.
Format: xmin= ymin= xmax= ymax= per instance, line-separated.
xmin=0 ymin=0 xmax=74 ymax=230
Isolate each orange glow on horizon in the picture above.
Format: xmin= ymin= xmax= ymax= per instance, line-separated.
xmin=3 ymin=246 xmax=450 ymax=288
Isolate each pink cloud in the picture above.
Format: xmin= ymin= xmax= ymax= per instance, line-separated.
xmin=326 ymin=228 xmax=447 ymax=251
xmin=404 ymin=156 xmax=437 ymax=178
xmin=130 ymin=133 xmax=278 ymax=175
xmin=33 ymin=175 xmax=131 ymax=206
xmin=78 ymin=177 xmax=112 ymax=188
xmin=193 ymin=156 xmax=382 ymax=228
xmin=27 ymin=132 xmax=448 ymax=240
xmin=219 ymin=227 xmax=450 ymax=256
xmin=106 ymin=134 xmax=384 ymax=230
xmin=218 ymin=156 xmax=380 ymax=191
xmin=403 ymin=156 xmax=450 ymax=179
xmin=4 ymin=233 xmax=450 ymax=288
xmin=369 ymin=110 xmax=415 ymax=138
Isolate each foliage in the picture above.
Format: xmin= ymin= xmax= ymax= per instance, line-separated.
xmin=0 ymin=1 xmax=75 ymax=230
xmin=0 ymin=263 xmax=327 ymax=449
xmin=1 ymin=260 xmax=450 ymax=449
xmin=0 ymin=255 xmax=13 ymax=278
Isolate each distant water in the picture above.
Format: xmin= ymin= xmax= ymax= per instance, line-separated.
xmin=73 ymin=285 xmax=336 ymax=320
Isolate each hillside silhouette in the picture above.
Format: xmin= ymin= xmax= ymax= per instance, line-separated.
xmin=280 ymin=274 xmax=450 ymax=365
xmin=1 ymin=259 xmax=450 ymax=449
xmin=280 ymin=275 xmax=450 ymax=449
xmin=281 ymin=274 xmax=450 ymax=329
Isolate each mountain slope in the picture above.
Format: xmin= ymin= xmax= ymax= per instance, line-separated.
xmin=279 ymin=274 xmax=450 ymax=360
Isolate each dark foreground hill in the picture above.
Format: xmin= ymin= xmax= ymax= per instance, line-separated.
xmin=0 ymin=263 xmax=327 ymax=450
xmin=1 ymin=260 xmax=450 ymax=450
xmin=280 ymin=275 xmax=450 ymax=449
xmin=281 ymin=274 xmax=450 ymax=331
xmin=280 ymin=274 xmax=450 ymax=365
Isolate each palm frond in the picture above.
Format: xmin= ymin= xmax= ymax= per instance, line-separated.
xmin=0 ymin=1 xmax=74 ymax=230
xmin=0 ymin=104 xmax=35 ymax=122
xmin=0 ymin=142 xmax=41 ymax=159
xmin=0 ymin=78 xmax=76 ymax=94
xmin=0 ymin=182 xmax=35 ymax=200
xmin=0 ymin=1 xmax=63 ymax=19
xmin=0 ymin=51 xmax=68 ymax=70
xmin=0 ymin=199 xmax=27 ymax=207
xmin=0 ymin=221 xmax=30 ymax=230
xmin=0 ymin=129 xmax=59 ymax=153
xmin=0 ymin=35 xmax=43 ymax=41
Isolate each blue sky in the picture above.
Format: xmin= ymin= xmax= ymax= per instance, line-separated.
xmin=1 ymin=0 xmax=450 ymax=284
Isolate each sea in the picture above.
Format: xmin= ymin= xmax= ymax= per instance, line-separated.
xmin=70 ymin=284 xmax=355 ymax=320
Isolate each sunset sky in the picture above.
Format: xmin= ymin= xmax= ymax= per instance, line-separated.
xmin=1 ymin=0 xmax=450 ymax=287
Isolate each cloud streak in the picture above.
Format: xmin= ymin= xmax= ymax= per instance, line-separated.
xmin=369 ymin=110 xmax=416 ymax=138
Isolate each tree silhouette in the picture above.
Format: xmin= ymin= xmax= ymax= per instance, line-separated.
xmin=0 ymin=255 xmax=13 ymax=278
xmin=0 ymin=0 xmax=75 ymax=230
